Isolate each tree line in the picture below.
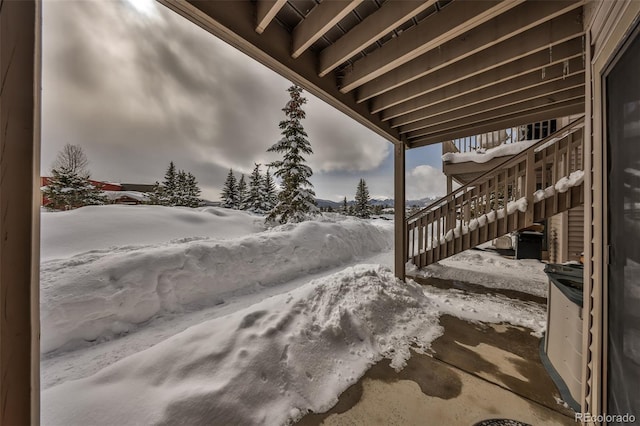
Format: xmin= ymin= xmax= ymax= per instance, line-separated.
xmin=150 ymin=161 xmax=202 ymax=208
xmin=220 ymin=164 xmax=278 ymax=213
xmin=44 ymin=86 xmax=379 ymax=222
xmin=42 ymin=144 xmax=204 ymax=211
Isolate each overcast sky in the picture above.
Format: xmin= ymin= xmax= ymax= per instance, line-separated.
xmin=41 ymin=0 xmax=445 ymax=201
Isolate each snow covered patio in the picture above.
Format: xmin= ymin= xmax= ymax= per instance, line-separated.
xmin=300 ymin=312 xmax=575 ymax=426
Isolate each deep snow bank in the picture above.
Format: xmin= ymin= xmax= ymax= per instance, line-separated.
xmin=41 ymin=265 xmax=442 ymax=426
xmin=40 ymin=205 xmax=265 ymax=261
xmin=41 ymin=217 xmax=393 ymax=353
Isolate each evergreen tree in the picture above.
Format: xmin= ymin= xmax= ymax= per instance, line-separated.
xmin=175 ymin=171 xmax=188 ymax=206
xmin=262 ymin=168 xmax=278 ymax=212
xmin=341 ymin=197 xmax=348 ymax=215
xmin=237 ymin=174 xmax=248 ymax=210
xmin=158 ymin=161 xmax=177 ymax=206
xmin=247 ymin=163 xmax=266 ymax=213
xmin=43 ymin=167 xmax=106 ymax=210
xmin=266 ymin=85 xmax=318 ymax=224
xmin=149 ymin=162 xmax=201 ymax=207
xmin=221 ymin=168 xmax=239 ymax=209
xmin=186 ymin=172 xmax=202 ymax=208
xmin=149 ymin=181 xmax=163 ymax=205
xmin=353 ymin=178 xmax=371 ymax=219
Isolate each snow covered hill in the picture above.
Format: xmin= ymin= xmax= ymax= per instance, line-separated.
xmin=40 ymin=205 xmax=266 ymax=261
xmin=40 ymin=207 xmax=394 ymax=353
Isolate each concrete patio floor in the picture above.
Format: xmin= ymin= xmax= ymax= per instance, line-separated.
xmin=298 ymin=278 xmax=575 ymax=426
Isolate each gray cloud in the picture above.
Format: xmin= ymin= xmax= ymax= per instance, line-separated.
xmin=406 ymin=165 xmax=448 ymax=200
xmin=42 ymin=0 xmax=392 ymax=200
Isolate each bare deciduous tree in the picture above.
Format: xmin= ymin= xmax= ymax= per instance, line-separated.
xmin=52 ymin=144 xmax=89 ymax=177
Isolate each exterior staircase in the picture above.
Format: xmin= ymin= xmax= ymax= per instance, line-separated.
xmin=406 ymin=116 xmax=585 ymax=269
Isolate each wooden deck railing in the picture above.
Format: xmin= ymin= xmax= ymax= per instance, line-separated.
xmin=442 ymin=119 xmax=560 ymax=155
xmin=408 ymin=116 xmax=585 ymax=268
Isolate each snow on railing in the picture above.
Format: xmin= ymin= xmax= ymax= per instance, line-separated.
xmin=408 ymin=116 xmax=585 ymax=268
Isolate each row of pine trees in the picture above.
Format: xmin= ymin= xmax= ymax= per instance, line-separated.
xmin=151 ymin=162 xmax=202 ymax=208
xmin=220 ymin=164 xmax=277 ymax=213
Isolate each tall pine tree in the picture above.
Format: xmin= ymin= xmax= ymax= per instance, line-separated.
xmin=266 ymin=85 xmax=318 ymax=224
xmin=152 ymin=161 xmax=178 ymax=206
xmin=186 ymin=172 xmax=201 ymax=208
xmin=237 ymin=174 xmax=248 ymax=210
xmin=262 ymin=168 xmax=278 ymax=212
xmin=353 ymin=178 xmax=371 ymax=219
xmin=221 ymin=168 xmax=239 ymax=209
xmin=341 ymin=196 xmax=349 ymax=215
xmin=247 ymin=163 xmax=266 ymax=213
xmin=175 ymin=171 xmax=188 ymax=206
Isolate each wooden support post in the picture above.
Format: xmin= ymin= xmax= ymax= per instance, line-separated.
xmin=1 ymin=1 xmax=41 ymax=424
xmin=394 ymin=142 xmax=406 ymax=280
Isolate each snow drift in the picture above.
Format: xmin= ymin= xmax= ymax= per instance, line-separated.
xmin=41 ymin=265 xmax=443 ymax=426
xmin=40 ymin=205 xmax=266 ymax=261
xmin=41 ymin=216 xmax=393 ymax=353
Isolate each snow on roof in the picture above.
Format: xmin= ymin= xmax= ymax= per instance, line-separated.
xmin=103 ymin=190 xmax=150 ymax=202
xmin=442 ymin=139 xmax=538 ymax=164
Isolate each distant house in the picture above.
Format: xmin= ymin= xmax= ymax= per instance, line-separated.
xmin=120 ymin=183 xmax=156 ymax=193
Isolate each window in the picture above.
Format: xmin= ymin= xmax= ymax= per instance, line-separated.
xmin=606 ymin=23 xmax=640 ymax=420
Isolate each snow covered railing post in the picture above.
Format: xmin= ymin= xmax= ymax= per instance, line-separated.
xmin=406 ymin=116 xmax=585 ymax=270
xmin=525 ymin=148 xmax=536 ymax=227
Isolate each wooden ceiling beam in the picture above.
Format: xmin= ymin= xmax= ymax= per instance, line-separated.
xmin=317 ymin=0 xmax=438 ymax=77
xmin=367 ymin=13 xmax=584 ymax=112
xmin=358 ymin=0 xmax=583 ymax=102
xmin=397 ymin=77 xmax=584 ymax=133
xmin=339 ymin=0 xmax=523 ymax=93
xmin=407 ymin=102 xmax=585 ymax=148
xmin=291 ymin=0 xmax=363 ymax=59
xmin=381 ymin=49 xmax=584 ymax=121
xmin=389 ymin=57 xmax=585 ymax=126
xmin=403 ymin=89 xmax=585 ymax=139
xmin=255 ymin=0 xmax=287 ymax=34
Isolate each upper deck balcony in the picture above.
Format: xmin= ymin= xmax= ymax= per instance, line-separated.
xmin=441 ymin=117 xmax=578 ymax=187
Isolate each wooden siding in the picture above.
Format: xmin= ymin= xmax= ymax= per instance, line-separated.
xmin=567 ymin=206 xmax=584 ymax=262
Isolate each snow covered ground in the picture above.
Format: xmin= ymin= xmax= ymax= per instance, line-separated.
xmin=41 ymin=208 xmax=393 ymax=353
xmin=40 ymin=205 xmax=549 ymax=425
xmin=40 ymin=205 xmax=266 ymax=261
xmin=408 ymin=245 xmax=548 ymax=298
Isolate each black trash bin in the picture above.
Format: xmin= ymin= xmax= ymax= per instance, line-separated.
xmin=515 ymin=231 xmax=543 ymax=260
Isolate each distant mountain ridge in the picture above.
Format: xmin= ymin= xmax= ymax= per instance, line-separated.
xmin=315 ymin=196 xmax=439 ymax=209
